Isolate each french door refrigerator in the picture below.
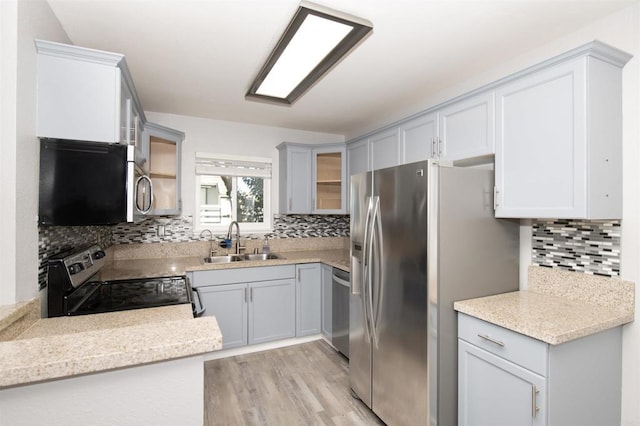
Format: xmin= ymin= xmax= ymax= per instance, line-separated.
xmin=349 ymin=160 xmax=519 ymax=425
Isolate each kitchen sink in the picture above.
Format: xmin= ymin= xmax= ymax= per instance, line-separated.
xmin=203 ymin=254 xmax=244 ymax=264
xmin=203 ymin=253 xmax=280 ymax=263
xmin=243 ymin=253 xmax=280 ymax=261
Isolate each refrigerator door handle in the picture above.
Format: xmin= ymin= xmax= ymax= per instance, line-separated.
xmin=360 ymin=196 xmax=374 ymax=343
xmin=372 ymin=196 xmax=384 ymax=344
xmin=369 ymin=196 xmax=381 ymax=348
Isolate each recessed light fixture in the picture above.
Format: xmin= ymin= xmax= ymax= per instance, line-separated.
xmin=246 ymin=1 xmax=373 ymax=105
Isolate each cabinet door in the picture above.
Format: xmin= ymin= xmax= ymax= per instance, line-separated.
xmin=347 ymin=138 xmax=370 ymax=176
xmin=36 ymin=52 xmax=120 ymax=143
xmin=401 ymin=113 xmax=437 ymax=164
xmin=284 ymin=146 xmax=313 ymax=213
xmin=438 ymin=92 xmax=494 ymax=161
xmin=249 ymin=279 xmax=296 ymax=345
xmin=369 ymin=128 xmax=400 ymax=171
xmin=459 ymin=340 xmax=546 ymax=426
xmin=312 ymin=146 xmax=346 ymax=214
xmin=321 ymin=264 xmax=333 ymax=340
xmin=143 ymin=122 xmax=184 ymax=215
xmin=199 ymin=284 xmax=248 ymax=350
xmin=296 ymin=264 xmax=322 ymax=336
xmin=495 ymin=60 xmax=586 ymax=218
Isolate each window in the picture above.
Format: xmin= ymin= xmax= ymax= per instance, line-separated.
xmin=195 ymin=153 xmax=272 ymax=233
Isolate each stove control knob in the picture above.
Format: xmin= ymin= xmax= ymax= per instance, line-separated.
xmin=93 ymin=250 xmax=106 ymax=260
xmin=68 ymin=263 xmax=84 ymax=275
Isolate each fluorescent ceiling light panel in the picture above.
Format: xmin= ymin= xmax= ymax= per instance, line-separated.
xmin=246 ymin=1 xmax=372 ymax=105
xmin=255 ymin=15 xmax=352 ymax=98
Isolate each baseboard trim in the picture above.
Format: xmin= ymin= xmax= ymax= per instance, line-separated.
xmin=203 ymin=334 xmax=330 ymax=361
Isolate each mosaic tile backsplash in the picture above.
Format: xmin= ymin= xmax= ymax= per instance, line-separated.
xmin=532 ymin=220 xmax=620 ymax=277
xmin=38 ymin=225 xmax=113 ymax=289
xmin=270 ymin=214 xmax=350 ymax=238
xmin=39 ymin=214 xmax=351 ymax=288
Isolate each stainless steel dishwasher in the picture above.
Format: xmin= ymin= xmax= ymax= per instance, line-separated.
xmin=331 ymin=268 xmax=350 ymax=358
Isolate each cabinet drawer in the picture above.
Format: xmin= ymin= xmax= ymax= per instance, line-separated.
xmin=458 ymin=313 xmax=547 ymax=376
xmin=191 ymin=265 xmax=295 ymax=287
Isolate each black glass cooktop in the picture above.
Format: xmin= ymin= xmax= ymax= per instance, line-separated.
xmin=64 ymin=276 xmax=190 ymax=316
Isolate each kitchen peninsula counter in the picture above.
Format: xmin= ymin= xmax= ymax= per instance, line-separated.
xmin=454 ymin=266 xmax=635 ymax=345
xmin=0 ymin=303 xmax=222 ymax=388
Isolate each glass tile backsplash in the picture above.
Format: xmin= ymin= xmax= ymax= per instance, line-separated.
xmin=38 ymin=216 xmax=620 ymax=291
xmin=38 ymin=214 xmax=350 ymax=288
xmin=531 ymin=219 xmax=620 ymax=277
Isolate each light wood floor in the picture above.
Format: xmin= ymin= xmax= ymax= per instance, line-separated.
xmin=204 ymin=340 xmax=385 ymax=425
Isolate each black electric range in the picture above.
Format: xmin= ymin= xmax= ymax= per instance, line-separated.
xmin=46 ymin=244 xmax=203 ymax=318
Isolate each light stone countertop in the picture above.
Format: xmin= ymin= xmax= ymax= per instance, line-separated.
xmin=0 ymin=239 xmax=348 ymax=389
xmin=99 ymin=249 xmax=350 ymax=281
xmin=454 ymin=266 xmax=635 ymax=345
xmin=0 ymin=305 xmax=222 ymax=388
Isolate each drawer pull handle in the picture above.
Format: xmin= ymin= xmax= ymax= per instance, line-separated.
xmin=477 ymin=334 xmax=505 ymax=347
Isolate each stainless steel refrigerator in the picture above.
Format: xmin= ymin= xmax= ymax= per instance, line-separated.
xmin=349 ymin=160 xmax=519 ymax=426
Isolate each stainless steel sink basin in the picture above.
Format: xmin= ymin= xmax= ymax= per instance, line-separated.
xmin=243 ymin=253 xmax=279 ymax=261
xmin=203 ymin=253 xmax=279 ymax=263
xmin=203 ymin=254 xmax=244 ymax=264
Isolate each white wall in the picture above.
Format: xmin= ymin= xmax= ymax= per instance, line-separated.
xmin=0 ymin=0 xmax=69 ymax=305
xmin=143 ymin=111 xmax=345 ymax=222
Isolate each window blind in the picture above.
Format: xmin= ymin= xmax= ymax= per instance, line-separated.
xmin=195 ymin=153 xmax=272 ymax=178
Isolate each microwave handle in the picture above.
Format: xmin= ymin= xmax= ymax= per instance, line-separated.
xmin=135 ymin=175 xmax=153 ymax=214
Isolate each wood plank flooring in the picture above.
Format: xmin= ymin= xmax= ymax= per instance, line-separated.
xmin=204 ymin=340 xmax=384 ymax=425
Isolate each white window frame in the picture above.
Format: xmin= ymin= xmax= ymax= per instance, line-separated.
xmin=195 ymin=153 xmax=272 ymax=234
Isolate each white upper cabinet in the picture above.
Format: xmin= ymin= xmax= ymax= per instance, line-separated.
xmin=369 ymin=128 xmax=401 ymax=171
xmin=35 ymin=40 xmax=146 ymax=146
xmin=278 ymin=143 xmax=313 ymax=214
xmin=495 ymin=42 xmax=631 ymax=219
xmin=347 ymin=93 xmax=493 ymax=177
xmin=143 ymin=122 xmax=184 ymax=216
xmin=312 ymin=145 xmax=347 ymax=214
xmin=401 ymin=112 xmax=438 ymax=164
xmin=438 ymin=92 xmax=494 ymax=162
xmin=347 ymin=138 xmax=370 ymax=177
xmin=278 ymin=142 xmax=346 ymax=214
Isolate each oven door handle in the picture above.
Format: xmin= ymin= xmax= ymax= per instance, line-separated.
xmin=191 ymin=286 xmax=206 ymax=318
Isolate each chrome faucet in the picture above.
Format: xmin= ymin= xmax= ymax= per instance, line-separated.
xmin=199 ymin=229 xmax=216 ymax=257
xmin=227 ymin=221 xmax=246 ymax=255
xmin=199 ymin=229 xmax=213 ymax=239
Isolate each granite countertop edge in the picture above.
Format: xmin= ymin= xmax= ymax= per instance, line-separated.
xmin=0 ymin=309 xmax=222 ymax=389
xmin=454 ymin=290 xmax=634 ymax=345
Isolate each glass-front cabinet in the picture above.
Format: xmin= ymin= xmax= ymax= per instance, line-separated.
xmin=143 ymin=122 xmax=185 ymax=216
xmin=277 ymin=142 xmax=346 ymax=215
xmin=312 ymin=146 xmax=346 ymax=214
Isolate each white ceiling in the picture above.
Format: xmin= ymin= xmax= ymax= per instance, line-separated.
xmin=46 ymin=0 xmax=633 ymax=138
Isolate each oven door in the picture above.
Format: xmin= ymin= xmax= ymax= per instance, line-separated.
xmin=127 ymin=160 xmax=153 ymax=222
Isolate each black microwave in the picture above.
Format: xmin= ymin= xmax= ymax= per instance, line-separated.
xmin=38 ymin=138 xmax=152 ymax=225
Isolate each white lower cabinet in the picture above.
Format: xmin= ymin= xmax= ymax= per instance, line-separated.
xmin=459 ymin=340 xmax=546 ymax=426
xmin=249 ymin=279 xmax=296 ymax=344
xmin=296 ymin=263 xmax=322 ymax=337
xmin=458 ymin=313 xmax=623 ymax=426
xmin=191 ymin=265 xmax=295 ymax=350
xmin=198 ymin=283 xmax=247 ymax=349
